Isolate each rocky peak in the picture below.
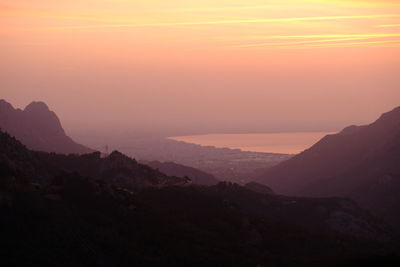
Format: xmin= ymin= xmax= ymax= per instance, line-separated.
xmin=24 ymin=101 xmax=50 ymax=113
xmin=23 ymin=101 xmax=65 ymax=136
xmin=0 ymin=99 xmax=93 ymax=154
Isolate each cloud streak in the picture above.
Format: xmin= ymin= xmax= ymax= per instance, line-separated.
xmin=234 ymin=33 xmax=400 ymax=40
xmin=377 ymin=24 xmax=400 ymax=27
xmin=230 ymin=39 xmax=400 ymax=49
xmin=228 ymin=37 xmax=378 ymax=48
xmin=222 ymin=32 xmax=400 ymax=49
xmin=36 ymin=14 xmax=400 ymax=31
xmin=292 ymin=40 xmax=400 ymax=49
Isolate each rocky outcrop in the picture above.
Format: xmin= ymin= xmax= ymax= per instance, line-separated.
xmin=0 ymin=99 xmax=93 ymax=154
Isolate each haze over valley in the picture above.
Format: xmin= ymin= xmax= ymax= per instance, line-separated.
xmin=169 ymin=132 xmax=334 ymax=154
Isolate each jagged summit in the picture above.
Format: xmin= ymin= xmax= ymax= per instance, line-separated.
xmin=0 ymin=99 xmax=93 ymax=155
xmin=24 ymin=101 xmax=66 ymax=136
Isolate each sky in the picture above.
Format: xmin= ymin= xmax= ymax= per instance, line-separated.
xmin=1 ymin=0 xmax=399 ymax=136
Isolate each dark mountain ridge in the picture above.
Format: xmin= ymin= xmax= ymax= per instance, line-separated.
xmin=257 ymin=106 xmax=400 ymax=228
xmin=0 ymin=99 xmax=93 ymax=154
xmin=0 ymin=130 xmax=188 ymax=190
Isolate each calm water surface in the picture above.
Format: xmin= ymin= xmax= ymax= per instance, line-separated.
xmin=169 ymin=132 xmax=335 ymax=154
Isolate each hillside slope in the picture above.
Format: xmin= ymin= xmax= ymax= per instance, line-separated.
xmin=257 ymin=106 xmax=400 ymax=227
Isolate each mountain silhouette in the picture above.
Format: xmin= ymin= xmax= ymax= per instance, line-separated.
xmin=257 ymin=106 xmax=400 ymax=227
xmin=0 ymin=99 xmax=93 ymax=154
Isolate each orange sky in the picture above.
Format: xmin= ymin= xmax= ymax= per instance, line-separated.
xmin=1 ymin=0 xmax=399 ymax=135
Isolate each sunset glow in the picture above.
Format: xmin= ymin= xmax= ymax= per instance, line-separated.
xmin=2 ymin=1 xmax=400 ymax=49
xmin=1 ymin=0 xmax=399 ymax=133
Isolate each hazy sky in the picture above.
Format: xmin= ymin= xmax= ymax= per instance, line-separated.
xmin=1 ymin=0 xmax=399 ymax=135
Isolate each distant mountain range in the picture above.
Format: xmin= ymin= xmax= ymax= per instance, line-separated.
xmin=257 ymin=106 xmax=400 ymax=228
xmin=0 ymin=99 xmax=93 ymax=154
xmin=0 ymin=99 xmax=230 ymax=186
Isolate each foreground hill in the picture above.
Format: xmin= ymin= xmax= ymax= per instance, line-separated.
xmin=257 ymin=106 xmax=400 ymax=228
xmin=144 ymin=160 xmax=219 ymax=186
xmin=0 ymin=130 xmax=187 ymax=191
xmin=0 ymin=99 xmax=93 ymax=154
xmin=1 ymin=130 xmax=399 ymax=266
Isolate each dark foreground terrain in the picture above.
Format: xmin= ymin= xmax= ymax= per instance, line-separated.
xmin=1 ymin=130 xmax=400 ymax=266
